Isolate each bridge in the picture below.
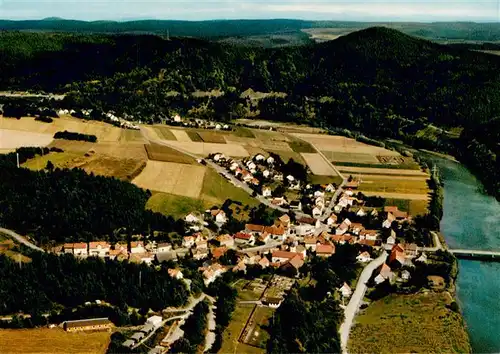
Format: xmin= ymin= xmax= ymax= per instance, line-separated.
xmin=449 ymin=249 xmax=500 ymax=262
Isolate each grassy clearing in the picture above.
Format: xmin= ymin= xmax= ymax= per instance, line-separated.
xmin=200 ymin=169 xmax=258 ymax=209
xmin=197 ymin=131 xmax=227 ymax=144
xmin=153 ymin=126 xmax=177 ymax=141
xmin=349 ymin=293 xmax=471 ymax=354
xmin=234 ymin=127 xmax=256 ymax=138
xmin=301 ymin=152 xmax=338 ymax=176
xmin=308 ymin=174 xmax=343 ymax=186
xmin=22 ymin=151 xmax=82 ymax=170
xmin=145 ymin=143 xmax=196 ymax=164
xmin=220 ymin=305 xmax=263 ymax=354
xmin=0 ymin=328 xmax=111 ymax=354
xmin=288 ymin=140 xmax=316 ymax=153
xmin=146 ymin=192 xmax=206 ymax=219
xmin=187 ymin=131 xmax=204 ymax=142
xmin=337 ymin=166 xmax=428 ymax=176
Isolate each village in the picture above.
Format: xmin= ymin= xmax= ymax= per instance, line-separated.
xmin=53 ymin=163 xmax=439 ymax=353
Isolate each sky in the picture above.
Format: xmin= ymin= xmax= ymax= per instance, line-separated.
xmin=0 ymin=0 xmax=499 ymax=22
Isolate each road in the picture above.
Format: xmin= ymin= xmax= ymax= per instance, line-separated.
xmin=339 ymin=251 xmax=388 ymax=354
xmin=163 ymin=293 xmax=208 ymax=313
xmin=0 ymin=227 xmax=44 ymax=252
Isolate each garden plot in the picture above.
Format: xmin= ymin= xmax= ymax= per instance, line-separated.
xmin=337 ymin=166 xmax=429 ymax=176
xmin=132 ymin=160 xmax=206 ymax=198
xmin=301 ymin=153 xmax=338 ymax=176
xmin=0 ymin=129 xmax=53 ymax=148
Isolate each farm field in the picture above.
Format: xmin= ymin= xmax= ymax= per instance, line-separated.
xmin=0 ymin=116 xmax=122 ymax=142
xmin=360 ymin=191 xmax=430 ymax=200
xmin=152 ymin=126 xmax=177 ymax=141
xmin=301 ymin=153 xmax=338 ymax=176
xmin=349 ymin=293 xmax=470 ymax=354
xmin=337 ymin=166 xmax=428 ymax=176
xmin=197 ymin=131 xmax=227 ymax=144
xmin=308 ymin=174 xmax=343 ymax=186
xmin=49 ymin=140 xmax=148 ymax=160
xmin=161 ymin=140 xmax=249 ymax=157
xmin=266 ymin=149 xmax=306 ymax=164
xmin=359 ymin=179 xmax=429 ymax=194
xmin=118 ymin=129 xmax=144 ymax=142
xmin=322 ymin=151 xmax=380 ymax=164
xmin=171 ymin=129 xmax=193 ymax=142
xmin=291 ymin=133 xmax=400 ymax=156
xmin=79 ymin=156 xmax=146 ymax=181
xmin=145 ymin=143 xmax=196 ymax=164
xmin=0 ymin=128 xmax=53 ymax=148
xmin=0 ymin=328 xmax=111 ymax=354
xmin=132 ymin=161 xmax=206 ymax=198
xmin=22 ymin=151 xmax=82 ymax=170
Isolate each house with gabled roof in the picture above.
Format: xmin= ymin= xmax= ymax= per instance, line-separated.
xmin=64 ymin=242 xmax=88 ymax=257
xmin=339 ymin=282 xmax=352 ymax=298
xmin=168 ymin=268 xmax=183 ymax=280
xmin=216 ymin=234 xmax=235 ymax=248
xmin=384 ymin=206 xmax=409 ymax=220
xmin=375 ymin=263 xmax=395 ymax=284
xmin=356 ymin=251 xmax=372 ymax=263
xmin=89 ymin=242 xmax=110 ymax=257
xmin=316 ymin=243 xmax=335 ymax=257
xmin=234 ymin=232 xmax=255 ymax=245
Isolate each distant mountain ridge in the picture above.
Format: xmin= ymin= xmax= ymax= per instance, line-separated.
xmin=2 ymin=18 xmax=500 ymax=42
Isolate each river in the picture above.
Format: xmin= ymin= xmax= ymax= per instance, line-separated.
xmin=430 ymin=156 xmax=500 ymax=353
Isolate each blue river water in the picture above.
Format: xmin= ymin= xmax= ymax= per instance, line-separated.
xmin=432 ymin=157 xmax=500 ymax=353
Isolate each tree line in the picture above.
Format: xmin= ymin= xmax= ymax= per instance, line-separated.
xmin=53 ymin=130 xmax=97 ymax=142
xmin=0 ymin=252 xmax=189 ymax=316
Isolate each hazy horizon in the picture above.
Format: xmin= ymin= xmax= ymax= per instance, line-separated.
xmin=1 ymin=1 xmax=499 ymax=22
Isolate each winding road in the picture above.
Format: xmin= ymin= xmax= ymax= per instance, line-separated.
xmin=339 ymin=251 xmax=388 ymax=354
xmin=0 ymin=227 xmax=44 ymax=252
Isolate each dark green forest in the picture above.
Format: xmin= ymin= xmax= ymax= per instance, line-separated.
xmin=0 ymin=148 xmax=181 ymax=244
xmin=0 ymin=27 xmax=498 ymax=198
xmin=0 ymin=252 xmax=189 ymax=316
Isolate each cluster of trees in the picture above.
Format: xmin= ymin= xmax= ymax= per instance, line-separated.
xmin=53 ymin=130 xmax=97 ymax=142
xmin=170 ymin=300 xmax=210 ymax=354
xmin=267 ymin=289 xmax=343 ymax=354
xmin=0 ymin=253 xmax=189 ymax=316
xmin=0 ymin=149 xmax=180 ymax=244
xmin=205 ymin=275 xmax=237 ymax=353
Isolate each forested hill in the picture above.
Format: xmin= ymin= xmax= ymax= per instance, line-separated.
xmin=0 ymin=27 xmax=499 ymax=197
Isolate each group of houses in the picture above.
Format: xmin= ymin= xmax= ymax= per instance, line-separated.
xmin=374 ymin=242 xmax=427 ymax=285
xmin=60 ymin=240 xmax=173 ymax=265
xmin=164 ymin=113 xmax=230 ymax=131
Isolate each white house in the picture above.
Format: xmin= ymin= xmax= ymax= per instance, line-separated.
xmin=262 ymin=170 xmax=271 ymax=178
xmin=168 ymin=268 xmax=184 ymax=280
xmin=339 ymin=282 xmax=352 ymax=298
xmin=215 ymin=124 xmax=222 ymax=130
xmin=325 ymin=184 xmax=335 ymax=192
xmin=286 ymin=175 xmax=295 ymax=182
xmin=375 ymin=263 xmax=395 ymax=284
xmin=130 ymin=241 xmax=146 ymax=254
xmin=147 ymin=315 xmax=163 ymax=329
xmin=401 ymin=270 xmax=411 ymax=282
xmin=267 ymin=156 xmax=275 ymax=165
xmin=89 ymin=242 xmax=110 ymax=257
xmin=246 ymin=161 xmax=257 ymax=170
xmin=254 ymin=154 xmax=265 ymax=162
xmin=314 ymin=190 xmax=325 ymax=198
xmin=64 ymin=243 xmax=88 ymax=257
xmin=183 ymin=236 xmax=196 ymax=248
xmin=193 ymin=248 xmax=209 ymax=260
xmin=356 ymin=208 xmax=367 ymax=217
xmin=262 ymin=187 xmax=272 ymax=197
xmin=172 ymin=114 xmax=182 ymax=122
xmin=229 ymin=162 xmax=239 ymax=171
xmin=157 ymin=243 xmax=172 ymax=253
xmin=416 ymin=252 xmax=428 ymax=263
xmin=211 ymin=210 xmax=227 ymax=224
xmin=304 ymin=236 xmax=318 ymax=251
xmin=386 ymin=235 xmax=396 ymax=246
xmin=356 ymin=251 xmax=372 ymax=263
xmin=312 ymin=206 xmax=323 ymax=218
xmin=216 ymin=234 xmax=235 ymax=248
xmin=202 ymin=263 xmax=226 ymax=285
xmin=327 ymin=214 xmax=338 ymax=227
xmin=185 ymin=213 xmax=199 ymax=224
